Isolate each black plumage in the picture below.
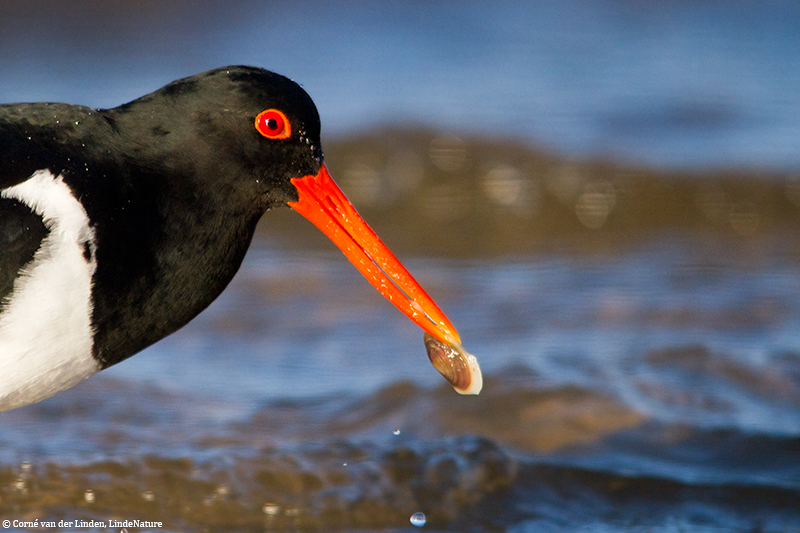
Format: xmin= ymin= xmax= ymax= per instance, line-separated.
xmin=0 ymin=66 xmax=322 ymax=368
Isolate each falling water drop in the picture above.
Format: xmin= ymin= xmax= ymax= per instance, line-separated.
xmin=410 ymin=512 xmax=426 ymax=527
xmin=393 ymin=429 xmax=401 ymax=435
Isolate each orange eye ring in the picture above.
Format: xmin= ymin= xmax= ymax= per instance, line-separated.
xmin=255 ymin=109 xmax=291 ymax=139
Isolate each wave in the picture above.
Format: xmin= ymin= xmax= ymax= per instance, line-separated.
xmin=2 ymin=433 xmax=798 ymax=532
xmin=2 ymin=371 xmax=799 ymax=531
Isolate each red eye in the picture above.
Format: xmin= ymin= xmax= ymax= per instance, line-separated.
xmin=255 ymin=109 xmax=291 ymax=139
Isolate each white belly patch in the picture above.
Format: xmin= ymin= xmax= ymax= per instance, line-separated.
xmin=0 ymin=170 xmax=100 ymax=411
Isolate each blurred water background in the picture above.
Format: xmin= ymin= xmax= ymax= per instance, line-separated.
xmin=1 ymin=1 xmax=800 ymax=531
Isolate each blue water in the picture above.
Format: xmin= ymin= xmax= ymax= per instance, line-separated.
xmin=104 ymin=237 xmax=800 ymax=438
xmin=2 ymin=236 xmax=800 ymax=531
xmin=1 ymin=0 xmax=799 ymax=169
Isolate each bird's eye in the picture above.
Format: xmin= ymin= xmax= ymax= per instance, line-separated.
xmin=255 ymin=109 xmax=291 ymax=139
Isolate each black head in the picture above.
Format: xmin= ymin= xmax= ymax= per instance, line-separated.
xmin=63 ymin=67 xmax=328 ymax=366
xmin=106 ymin=65 xmax=323 ymax=212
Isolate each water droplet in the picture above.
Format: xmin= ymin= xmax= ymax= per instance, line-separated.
xmin=19 ymin=461 xmax=31 ymax=472
xmin=410 ymin=511 xmax=426 ymax=527
xmin=342 ymin=462 xmax=348 ymax=467
xmin=393 ymin=429 xmax=401 ymax=435
xmin=84 ymin=489 xmax=95 ymax=503
xmin=263 ymin=503 xmax=280 ymax=516
xmin=142 ymin=490 xmax=155 ymax=502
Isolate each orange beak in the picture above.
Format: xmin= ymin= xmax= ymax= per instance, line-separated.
xmin=288 ymin=163 xmax=461 ymax=346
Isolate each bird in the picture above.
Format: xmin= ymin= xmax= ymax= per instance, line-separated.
xmin=0 ymin=66 xmax=481 ymax=412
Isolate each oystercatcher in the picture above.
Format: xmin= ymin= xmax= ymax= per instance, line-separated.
xmin=0 ymin=66 xmax=481 ymax=411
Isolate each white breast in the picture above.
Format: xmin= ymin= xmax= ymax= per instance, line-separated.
xmin=0 ymin=170 xmax=100 ymax=411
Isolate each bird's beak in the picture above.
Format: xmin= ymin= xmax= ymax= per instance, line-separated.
xmin=289 ymin=163 xmax=459 ymax=345
xmin=289 ymin=163 xmax=482 ymax=394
